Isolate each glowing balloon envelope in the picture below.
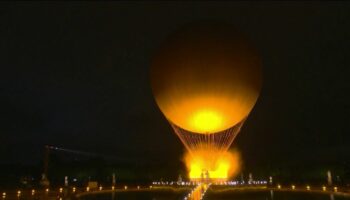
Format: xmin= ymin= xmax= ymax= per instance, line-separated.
xmin=150 ymin=23 xmax=262 ymax=153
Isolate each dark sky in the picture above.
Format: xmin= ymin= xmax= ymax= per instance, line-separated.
xmin=1 ymin=2 xmax=349 ymax=169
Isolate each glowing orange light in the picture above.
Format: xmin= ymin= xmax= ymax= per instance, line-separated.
xmin=150 ymin=23 xmax=262 ymax=186
xmin=150 ymin=24 xmax=262 ymax=134
xmin=190 ymin=109 xmax=223 ymax=133
xmin=185 ymin=148 xmax=240 ymax=180
xmin=188 ymin=184 xmax=208 ymax=200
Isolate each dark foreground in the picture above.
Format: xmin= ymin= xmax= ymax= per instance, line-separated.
xmin=78 ymin=188 xmax=190 ymax=200
xmin=206 ymin=190 xmax=349 ymax=200
xmin=78 ymin=186 xmax=350 ymax=200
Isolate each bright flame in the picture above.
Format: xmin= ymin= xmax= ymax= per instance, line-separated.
xmin=161 ymin=95 xmax=253 ymax=134
xmin=184 ymin=148 xmax=241 ymax=180
xmin=190 ymin=110 xmax=223 ymax=133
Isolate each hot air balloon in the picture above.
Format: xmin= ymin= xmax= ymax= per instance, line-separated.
xmin=150 ymin=22 xmax=262 ymax=179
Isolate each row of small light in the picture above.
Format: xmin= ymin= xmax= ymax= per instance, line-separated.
xmin=276 ymin=184 xmax=338 ymax=192
xmin=1 ymin=184 xmax=341 ymax=198
xmin=199 ymin=184 xmax=210 ymax=200
xmin=85 ymin=185 xmax=151 ymax=192
xmin=2 ymin=189 xmax=51 ymax=199
xmin=212 ymin=180 xmax=268 ymax=186
xmin=152 ymin=181 xmax=199 ymax=186
xmin=1 ymin=185 xmax=153 ymax=198
xmin=152 ymin=181 xmax=268 ymax=187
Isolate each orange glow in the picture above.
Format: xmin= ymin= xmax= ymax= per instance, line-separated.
xmin=166 ymin=96 xmax=250 ymax=134
xmin=150 ymin=23 xmax=262 ymax=134
xmin=188 ymin=184 xmax=208 ymax=200
xmin=184 ymin=148 xmax=241 ymax=180
xmin=153 ymin=85 xmax=260 ymax=134
xmin=190 ymin=109 xmax=223 ymax=133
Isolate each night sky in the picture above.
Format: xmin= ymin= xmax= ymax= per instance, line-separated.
xmin=1 ymin=2 xmax=349 ymax=170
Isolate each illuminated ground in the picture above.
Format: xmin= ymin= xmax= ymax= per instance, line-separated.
xmin=76 ymin=185 xmax=350 ymax=200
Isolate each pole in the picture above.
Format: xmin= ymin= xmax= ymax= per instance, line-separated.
xmin=40 ymin=145 xmax=50 ymax=186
